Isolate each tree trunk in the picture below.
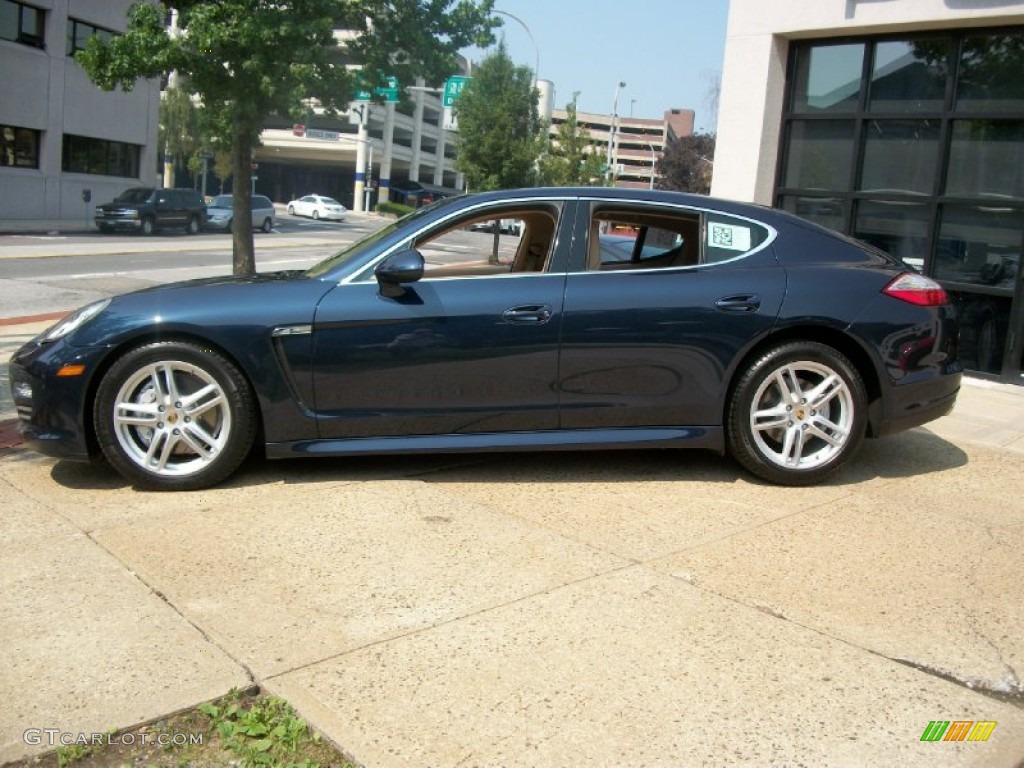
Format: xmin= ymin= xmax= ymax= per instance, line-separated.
xmin=231 ymin=123 xmax=256 ymax=276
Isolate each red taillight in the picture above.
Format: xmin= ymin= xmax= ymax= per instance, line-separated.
xmin=882 ymin=273 xmax=949 ymax=306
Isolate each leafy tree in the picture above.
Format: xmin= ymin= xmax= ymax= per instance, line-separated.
xmin=539 ymin=100 xmax=605 ymax=186
xmin=454 ymin=42 xmax=543 ymax=191
xmin=159 ymin=81 xmax=201 ymax=187
xmin=657 ymin=132 xmax=716 ymax=195
xmin=77 ymin=0 xmax=497 ymax=275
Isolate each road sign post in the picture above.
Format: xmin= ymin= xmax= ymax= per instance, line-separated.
xmin=443 ymin=76 xmax=470 ymax=108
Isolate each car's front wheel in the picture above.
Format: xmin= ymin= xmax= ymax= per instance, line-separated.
xmin=727 ymin=341 xmax=867 ymax=486
xmin=287 ymin=205 xmax=295 ymax=215
xmin=312 ymin=209 xmax=320 ymax=220
xmin=186 ymin=214 xmax=200 ymax=234
xmin=94 ymin=341 xmax=257 ymax=491
xmin=140 ymin=216 xmax=155 ymax=236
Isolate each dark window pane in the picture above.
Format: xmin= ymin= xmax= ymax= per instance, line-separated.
xmin=61 ymin=133 xmax=140 ymax=177
xmin=956 ymin=32 xmax=1024 ymax=113
xmin=949 ymin=291 xmax=1013 ymax=374
xmin=853 ymin=199 xmax=930 ymax=270
xmin=783 ymin=119 xmax=855 ymax=190
xmin=945 ymin=120 xmax=1024 ymax=200
xmin=869 ymin=39 xmax=950 ymax=113
xmin=790 ymin=43 xmax=865 ymax=113
xmin=1 ymin=124 xmax=40 ymax=168
xmin=934 ymin=204 xmax=1022 ymax=291
xmin=778 ymin=195 xmax=845 ymax=232
xmin=0 ymin=2 xmax=17 ymax=43
xmin=859 ymin=119 xmax=940 ymax=195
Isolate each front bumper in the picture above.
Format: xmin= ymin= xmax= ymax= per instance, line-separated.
xmin=8 ymin=338 xmax=102 ymax=462
xmin=94 ymin=216 xmax=142 ymax=230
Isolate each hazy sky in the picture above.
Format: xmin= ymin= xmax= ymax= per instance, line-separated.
xmin=461 ymin=0 xmax=731 ymax=132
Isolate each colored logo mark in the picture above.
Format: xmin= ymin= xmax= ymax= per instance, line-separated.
xmin=920 ymin=721 xmax=997 ymax=742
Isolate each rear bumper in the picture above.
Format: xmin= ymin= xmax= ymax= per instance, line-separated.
xmin=871 ymin=370 xmax=962 ymax=438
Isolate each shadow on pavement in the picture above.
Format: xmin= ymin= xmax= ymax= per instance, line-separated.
xmin=43 ymin=427 xmax=968 ymax=492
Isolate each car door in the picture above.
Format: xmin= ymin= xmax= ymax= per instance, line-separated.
xmin=558 ymin=199 xmax=786 ymax=429
xmin=310 ymin=200 xmax=574 ymax=439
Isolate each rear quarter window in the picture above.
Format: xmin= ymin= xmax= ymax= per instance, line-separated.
xmin=704 ymin=214 xmax=771 ymax=264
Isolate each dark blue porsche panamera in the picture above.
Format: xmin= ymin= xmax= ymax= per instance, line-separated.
xmin=9 ymin=188 xmax=962 ymax=491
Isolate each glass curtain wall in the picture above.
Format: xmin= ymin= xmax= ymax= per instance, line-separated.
xmin=777 ymin=29 xmax=1024 ymax=383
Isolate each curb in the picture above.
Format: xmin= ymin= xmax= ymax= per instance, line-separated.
xmin=0 ymin=417 xmax=23 ymax=454
xmin=0 ymin=311 xmax=67 ymax=327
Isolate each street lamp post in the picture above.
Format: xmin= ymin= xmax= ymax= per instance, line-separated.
xmin=494 ymin=9 xmax=539 ymax=85
xmin=605 ymin=81 xmax=626 ymax=185
xmin=646 ymin=143 xmax=658 ymax=190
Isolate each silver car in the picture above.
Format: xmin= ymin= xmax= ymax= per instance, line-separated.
xmin=205 ymin=194 xmax=276 ymax=233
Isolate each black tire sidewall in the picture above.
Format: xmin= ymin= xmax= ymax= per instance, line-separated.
xmin=727 ymin=341 xmax=867 ymax=486
xmin=94 ymin=341 xmax=256 ymax=491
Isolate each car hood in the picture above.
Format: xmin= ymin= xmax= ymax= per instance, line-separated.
xmin=64 ymin=271 xmax=330 ymax=348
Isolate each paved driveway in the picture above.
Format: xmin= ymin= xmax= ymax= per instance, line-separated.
xmin=2 ymin=391 xmax=1023 ymax=766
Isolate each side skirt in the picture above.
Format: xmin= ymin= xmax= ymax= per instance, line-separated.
xmin=266 ymin=426 xmax=725 ymax=459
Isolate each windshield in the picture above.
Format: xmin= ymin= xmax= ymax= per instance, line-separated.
xmin=305 ymin=197 xmax=457 ymax=279
xmin=114 ymin=188 xmax=154 ymax=203
xmin=210 ymin=195 xmax=233 ymax=208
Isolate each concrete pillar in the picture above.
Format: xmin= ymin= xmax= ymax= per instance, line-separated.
xmin=409 ymin=78 xmax=425 ymax=182
xmin=379 ymin=101 xmax=396 ymax=204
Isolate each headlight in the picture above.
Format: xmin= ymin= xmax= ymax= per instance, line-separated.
xmin=41 ymin=299 xmax=111 ymax=343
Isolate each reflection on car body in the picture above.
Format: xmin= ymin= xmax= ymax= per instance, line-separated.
xmin=9 ymin=187 xmax=961 ymax=491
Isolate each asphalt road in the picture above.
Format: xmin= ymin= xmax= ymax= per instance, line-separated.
xmin=0 ymin=216 xmax=383 ymax=320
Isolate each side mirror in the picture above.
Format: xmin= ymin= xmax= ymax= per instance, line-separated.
xmin=375 ymin=248 xmax=424 ymax=298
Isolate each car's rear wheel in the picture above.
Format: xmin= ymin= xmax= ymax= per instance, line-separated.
xmin=186 ymin=214 xmax=200 ymax=234
xmin=261 ymin=217 xmax=272 ymax=233
xmin=727 ymin=341 xmax=866 ymax=486
xmin=141 ymin=217 xmax=155 ymax=236
xmin=94 ymin=341 xmax=256 ymax=491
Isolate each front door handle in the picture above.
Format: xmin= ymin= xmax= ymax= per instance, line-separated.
xmin=502 ymin=304 xmax=552 ymax=324
xmin=714 ymin=294 xmax=761 ymax=313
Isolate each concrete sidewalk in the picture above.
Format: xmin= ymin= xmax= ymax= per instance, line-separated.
xmin=2 ymin=310 xmax=1023 ymax=766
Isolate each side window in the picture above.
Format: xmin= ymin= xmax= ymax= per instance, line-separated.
xmin=413 ymin=207 xmax=559 ymax=278
xmin=587 ymin=208 xmax=700 ymax=271
xmin=704 ymin=214 xmax=771 ymax=264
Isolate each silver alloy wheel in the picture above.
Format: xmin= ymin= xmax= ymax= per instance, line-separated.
xmin=112 ymin=360 xmax=232 ymax=477
xmin=748 ymin=360 xmax=855 ymax=470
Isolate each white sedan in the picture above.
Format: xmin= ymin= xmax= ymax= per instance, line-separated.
xmin=286 ymin=194 xmax=347 ymax=221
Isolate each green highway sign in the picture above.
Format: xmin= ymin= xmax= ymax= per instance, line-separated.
xmin=443 ymin=76 xmax=470 ymax=107
xmin=355 ymin=76 xmax=399 ymax=103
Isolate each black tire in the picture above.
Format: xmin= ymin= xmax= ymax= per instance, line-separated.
xmin=260 ymin=217 xmax=272 ymax=233
xmin=287 ymin=205 xmax=295 ymax=215
xmin=98 ymin=224 xmax=113 ymax=234
xmin=312 ymin=210 xmax=320 ymax=220
xmin=94 ymin=341 xmax=257 ymax=491
xmin=141 ymin=217 xmax=156 ymax=236
xmin=186 ymin=215 xmax=200 ymax=234
xmin=727 ymin=341 xmax=867 ymax=486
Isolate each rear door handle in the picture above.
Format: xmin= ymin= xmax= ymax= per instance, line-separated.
xmin=714 ymin=294 xmax=761 ymax=313
xmin=502 ymin=304 xmax=552 ymax=324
